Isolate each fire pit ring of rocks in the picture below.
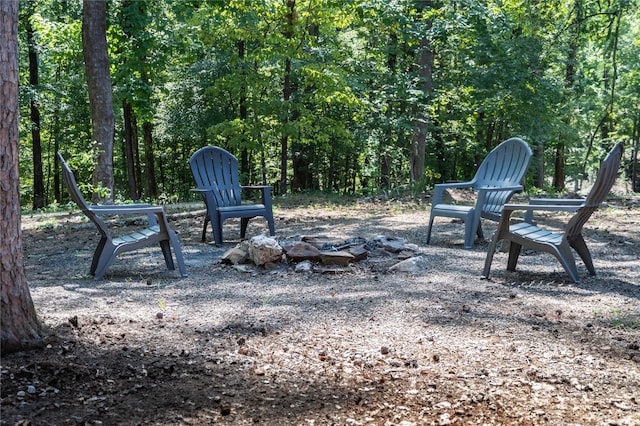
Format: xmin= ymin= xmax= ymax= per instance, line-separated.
xmin=221 ymin=234 xmax=430 ymax=274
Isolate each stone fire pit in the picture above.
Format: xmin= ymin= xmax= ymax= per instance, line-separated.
xmin=221 ymin=234 xmax=430 ymax=273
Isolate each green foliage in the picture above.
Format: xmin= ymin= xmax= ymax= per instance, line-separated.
xmin=16 ymin=0 xmax=638 ymax=211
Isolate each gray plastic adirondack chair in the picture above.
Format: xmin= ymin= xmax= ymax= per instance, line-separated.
xmin=482 ymin=142 xmax=624 ymax=284
xmin=189 ymin=146 xmax=275 ymax=246
xmin=58 ymin=153 xmax=187 ymax=280
xmin=426 ymin=137 xmax=533 ymax=249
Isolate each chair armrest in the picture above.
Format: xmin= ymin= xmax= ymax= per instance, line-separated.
xmin=432 ymin=181 xmax=475 ymax=205
xmin=529 ymin=198 xmax=584 ymax=206
xmin=89 ymin=204 xmax=163 ymax=214
xmin=241 ymin=185 xmax=272 ymax=191
xmin=434 ymin=181 xmax=474 ymax=190
xmin=88 ymin=205 xmax=167 ymax=227
xmin=191 ymin=188 xmax=213 ymax=195
xmin=504 ymin=202 xmax=583 ymax=224
xmin=477 ymin=185 xmax=523 ymax=192
xmin=503 ymin=203 xmax=582 ymax=213
xmin=241 ymin=185 xmax=273 ymax=205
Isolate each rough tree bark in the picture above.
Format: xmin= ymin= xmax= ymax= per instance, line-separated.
xmin=410 ymin=0 xmax=434 ymax=188
xmin=279 ymin=0 xmax=296 ymax=195
xmin=82 ymin=0 xmax=115 ymax=204
xmin=123 ymin=100 xmax=139 ymax=199
xmin=25 ymin=4 xmax=45 ymax=209
xmin=142 ymin=122 xmax=158 ymax=197
xmin=1 ymin=0 xmax=42 ymax=355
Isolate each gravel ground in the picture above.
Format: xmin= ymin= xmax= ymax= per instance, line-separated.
xmin=2 ymin=193 xmax=639 ymax=425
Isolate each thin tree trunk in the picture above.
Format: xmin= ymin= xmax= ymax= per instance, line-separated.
xmin=238 ymin=40 xmax=250 ymax=181
xmin=554 ymin=0 xmax=582 ymax=191
xmin=139 ymin=63 xmax=158 ymax=198
xmin=82 ymin=0 xmax=115 ymax=204
xmin=132 ymin=113 xmax=142 ymax=198
xmin=381 ymin=33 xmax=397 ymax=190
xmin=280 ymin=56 xmax=291 ymax=195
xmin=279 ymin=0 xmax=296 ymax=195
xmin=582 ymin=7 xmax=622 ymax=179
xmin=143 ymin=122 xmax=158 ymax=198
xmin=410 ymin=0 xmax=434 ymax=188
xmin=26 ymin=11 xmax=45 ymax=210
xmin=533 ymin=140 xmax=545 ymax=188
xmin=1 ymin=0 xmax=42 ymax=355
xmin=123 ymin=100 xmax=138 ymax=199
xmin=53 ymin=110 xmax=61 ymax=202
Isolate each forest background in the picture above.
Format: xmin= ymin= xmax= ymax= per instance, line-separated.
xmin=17 ymin=0 xmax=640 ymax=211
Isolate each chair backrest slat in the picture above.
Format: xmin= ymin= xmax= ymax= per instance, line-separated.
xmin=57 ymin=153 xmax=110 ymax=237
xmin=189 ymin=146 xmax=243 ymax=208
xmin=584 ymin=142 xmax=624 ymax=206
xmin=473 ymin=138 xmax=533 ymax=216
xmin=566 ymin=142 xmax=624 ymax=240
xmin=57 ymin=153 xmax=91 ymax=211
xmin=474 ymin=137 xmax=532 ymax=186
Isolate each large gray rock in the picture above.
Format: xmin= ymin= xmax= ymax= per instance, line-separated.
xmin=249 ymin=235 xmax=283 ymax=265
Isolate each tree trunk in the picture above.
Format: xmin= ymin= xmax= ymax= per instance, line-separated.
xmin=410 ymin=0 xmax=434 ymax=188
xmin=139 ymin=63 xmax=158 ymax=198
xmin=533 ymin=140 xmax=545 ymax=188
xmin=381 ymin=33 xmax=397 ymax=190
xmin=554 ymin=0 xmax=582 ymax=191
xmin=82 ymin=0 xmax=115 ymax=204
xmin=53 ymin=110 xmax=61 ymax=202
xmin=238 ymin=40 xmax=250 ymax=181
xmin=143 ymin=122 xmax=158 ymax=198
xmin=1 ymin=0 xmax=42 ymax=355
xmin=132 ymin=113 xmax=142 ymax=198
xmin=632 ymin=114 xmax=639 ymax=192
xmin=280 ymin=57 xmax=291 ymax=196
xmin=26 ymin=11 xmax=45 ymax=209
xmin=123 ymin=100 xmax=138 ymax=199
xmin=279 ymin=0 xmax=296 ymax=196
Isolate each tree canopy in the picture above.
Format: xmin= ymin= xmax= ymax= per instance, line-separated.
xmin=17 ymin=0 xmax=640 ymax=208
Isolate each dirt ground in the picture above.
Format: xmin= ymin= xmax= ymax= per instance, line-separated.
xmin=2 ymin=192 xmax=639 ymax=426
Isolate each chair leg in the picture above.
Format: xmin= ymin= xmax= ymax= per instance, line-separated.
xmin=212 ymin=219 xmax=224 ymax=246
xmin=266 ymin=214 xmax=275 ymax=236
xmin=240 ymin=218 xmax=250 ymax=239
xmin=201 ymin=215 xmax=210 ymax=243
xmin=93 ymin=247 xmax=118 ymax=280
xmin=90 ymin=237 xmax=108 ymax=275
xmin=570 ymin=235 xmax=596 ymax=275
xmin=506 ymin=242 xmax=522 ymax=271
xmin=425 ymin=215 xmax=435 ymax=245
xmin=464 ymin=208 xmax=480 ymax=249
xmin=476 ymin=223 xmax=484 ymax=241
xmin=482 ymin=234 xmax=501 ymax=278
xmin=159 ymin=240 xmax=176 ymax=270
xmin=463 ymin=215 xmax=476 ymax=249
xmin=168 ymin=230 xmax=187 ymax=278
xmin=553 ymin=243 xmax=582 ymax=284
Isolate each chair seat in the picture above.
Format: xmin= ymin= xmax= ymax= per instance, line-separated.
xmin=218 ymin=204 xmax=266 ymax=214
xmin=112 ymin=225 xmax=161 ymax=245
xmin=431 ymin=204 xmax=474 ymax=218
xmin=509 ymin=222 xmax=564 ymax=245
